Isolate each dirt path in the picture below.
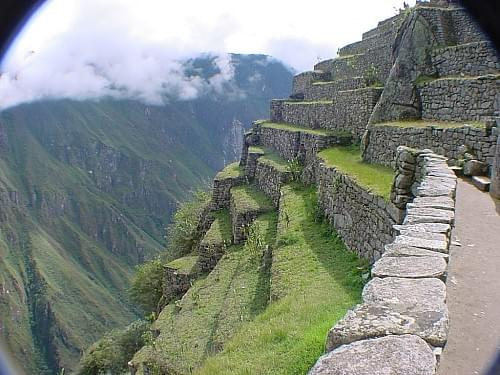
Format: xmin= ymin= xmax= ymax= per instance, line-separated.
xmin=437 ymin=179 xmax=500 ymax=375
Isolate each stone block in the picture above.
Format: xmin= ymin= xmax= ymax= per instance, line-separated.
xmin=309 ymin=335 xmax=436 ymax=375
xmin=393 ymin=234 xmax=449 ymax=252
xmin=371 ymin=256 xmax=447 ymax=279
xmin=363 ymin=277 xmax=446 ymax=306
xmin=383 ymin=243 xmax=449 ymax=259
xmin=463 ymin=159 xmax=488 ymax=176
xmin=326 ymin=302 xmax=449 ymax=350
xmin=472 ymin=176 xmax=491 ymax=192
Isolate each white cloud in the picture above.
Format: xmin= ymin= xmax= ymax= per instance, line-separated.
xmin=0 ymin=0 xmax=415 ymax=110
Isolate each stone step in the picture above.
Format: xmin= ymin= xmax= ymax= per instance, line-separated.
xmin=450 ymin=165 xmax=463 ymax=176
xmin=472 ymin=175 xmax=491 ymax=192
xmin=230 ymin=185 xmax=273 ymax=244
xmin=197 ymin=210 xmax=233 ymax=272
xmin=431 ymin=41 xmax=499 ymax=77
xmin=420 ymin=74 xmax=498 ymax=122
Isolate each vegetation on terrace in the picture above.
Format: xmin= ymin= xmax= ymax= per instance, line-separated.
xmin=201 ymin=210 xmax=232 ymax=245
xmin=231 ymin=185 xmax=274 ymax=214
xmin=195 ymin=184 xmax=366 ymax=374
xmin=214 ymin=162 xmax=242 ymax=180
xmin=166 ymin=255 xmax=199 ymax=274
xmin=318 ymin=146 xmax=394 ymax=199
xmin=257 ymin=152 xmax=290 ymax=173
xmin=259 ymin=121 xmax=351 ymax=137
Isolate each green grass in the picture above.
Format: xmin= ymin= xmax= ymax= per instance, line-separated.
xmin=259 ymin=121 xmax=351 ymax=138
xmin=132 ymin=212 xmax=278 ymax=373
xmin=257 ymin=152 xmax=290 ymax=173
xmin=231 ymin=185 xmax=273 ymax=215
xmin=166 ymin=255 xmax=199 ymax=274
xmin=215 ymin=162 xmax=242 ymax=180
xmin=195 ymin=184 xmax=366 ymax=375
xmin=318 ymin=146 xmax=394 ymax=199
xmin=248 ymin=146 xmax=266 ymax=155
xmin=374 ymin=119 xmax=486 ymax=129
xmin=201 ymin=210 xmax=232 ymax=246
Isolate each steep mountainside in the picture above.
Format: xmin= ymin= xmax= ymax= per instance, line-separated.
xmin=0 ymin=54 xmax=293 ymax=374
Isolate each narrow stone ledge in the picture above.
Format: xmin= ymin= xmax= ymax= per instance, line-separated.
xmin=393 ymin=234 xmax=449 ymax=252
xmin=309 ymin=335 xmax=436 ymax=375
xmin=384 ymin=243 xmax=449 ymax=259
xmin=415 ymin=185 xmax=455 ymax=198
xmin=363 ymin=277 xmax=446 ymax=306
xmin=371 ymin=256 xmax=447 ymax=279
xmin=326 ymin=302 xmax=449 ymax=351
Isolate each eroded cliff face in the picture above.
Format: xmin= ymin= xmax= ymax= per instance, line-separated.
xmin=0 ymin=53 xmax=293 ymax=373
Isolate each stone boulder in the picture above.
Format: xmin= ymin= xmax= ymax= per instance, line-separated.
xmin=463 ymin=159 xmax=488 ymax=176
xmin=309 ymin=335 xmax=436 ymax=375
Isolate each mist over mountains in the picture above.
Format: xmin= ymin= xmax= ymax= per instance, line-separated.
xmin=0 ymin=53 xmax=293 ymax=373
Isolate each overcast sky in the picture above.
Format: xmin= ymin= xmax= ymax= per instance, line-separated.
xmin=0 ymin=0 xmax=415 ymax=110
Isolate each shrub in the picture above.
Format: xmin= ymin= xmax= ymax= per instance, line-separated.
xmin=129 ymin=258 xmax=164 ymax=315
xmin=77 ymin=320 xmax=150 ymax=375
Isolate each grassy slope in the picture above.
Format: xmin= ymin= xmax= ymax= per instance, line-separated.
xmin=196 ymin=184 xmax=365 ymax=375
xmin=318 ymin=146 xmax=394 ymax=199
xmin=133 ymin=212 xmax=278 ymax=373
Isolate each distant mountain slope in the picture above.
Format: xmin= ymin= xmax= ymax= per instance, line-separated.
xmin=0 ymin=54 xmax=293 ymax=374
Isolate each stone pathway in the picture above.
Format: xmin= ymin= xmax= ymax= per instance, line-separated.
xmin=437 ymin=179 xmax=500 ymax=375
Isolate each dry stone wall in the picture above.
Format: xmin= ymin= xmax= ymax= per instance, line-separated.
xmin=303 ymin=77 xmax=366 ymax=101
xmin=363 ymin=125 xmax=498 ymax=167
xmin=163 ymin=267 xmax=194 ymax=302
xmin=491 ymin=131 xmax=500 ymax=199
xmin=431 ymin=41 xmax=499 ymax=77
xmin=211 ymin=174 xmax=247 ymax=210
xmin=253 ymin=159 xmax=291 ymax=207
xmin=420 ymin=76 xmax=499 ymax=122
xmin=310 ymin=149 xmax=457 ymax=375
xmin=270 ymin=100 xmax=334 ymax=129
xmin=291 ymin=71 xmax=331 ymax=98
xmin=314 ymin=157 xmax=397 ymax=263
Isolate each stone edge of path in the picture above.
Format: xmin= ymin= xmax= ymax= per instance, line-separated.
xmin=309 ymin=149 xmax=457 ymax=375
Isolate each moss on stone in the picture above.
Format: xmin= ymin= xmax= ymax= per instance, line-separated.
xmin=215 ymin=162 xmax=242 ymax=180
xmin=318 ymin=146 xmax=394 ymax=199
xmin=231 ymin=185 xmax=273 ymax=215
xmin=260 ymin=121 xmax=351 ymax=138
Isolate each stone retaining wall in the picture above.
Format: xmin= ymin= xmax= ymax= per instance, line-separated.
xmin=303 ymin=77 xmax=366 ymax=101
xmin=314 ymin=157 xmax=397 ymax=263
xmin=253 ymin=159 xmax=291 ymax=207
xmin=163 ymin=267 xmax=194 ymax=302
xmin=291 ymin=71 xmax=331 ymax=97
xmin=420 ymin=75 xmax=499 ymax=122
xmin=491 ymin=132 xmax=500 ymax=199
xmin=252 ymin=124 xmax=352 ymax=164
xmin=333 ymin=88 xmax=383 ymax=140
xmin=310 ymin=149 xmax=457 ymax=375
xmin=431 ymin=41 xmax=499 ymax=77
xmin=451 ymin=7 xmax=489 ymax=44
xmin=270 ymin=100 xmax=334 ymax=129
xmin=363 ymin=125 xmax=498 ymax=167
xmin=211 ymin=175 xmax=247 ymax=210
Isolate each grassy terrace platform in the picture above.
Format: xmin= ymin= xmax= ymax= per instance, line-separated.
xmin=166 ymin=255 xmax=199 ymax=274
xmin=258 ymin=121 xmax=351 ymax=137
xmin=231 ymin=185 xmax=273 ymax=215
xmin=257 ymin=151 xmax=290 ymax=173
xmin=214 ymin=162 xmax=242 ymax=180
xmin=248 ymin=146 xmax=266 ymax=155
xmin=374 ymin=119 xmax=486 ymax=129
xmin=201 ymin=210 xmax=232 ymax=245
xmin=318 ymin=146 xmax=394 ymax=199
xmin=196 ymin=184 xmax=366 ymax=375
